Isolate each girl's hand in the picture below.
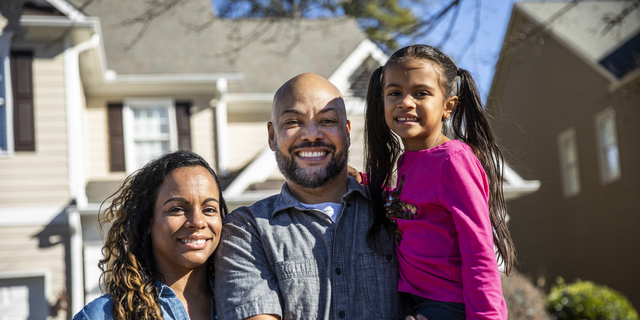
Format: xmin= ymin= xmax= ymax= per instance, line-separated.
xmin=347 ymin=165 xmax=363 ymax=183
xmin=405 ymin=314 xmax=428 ymax=320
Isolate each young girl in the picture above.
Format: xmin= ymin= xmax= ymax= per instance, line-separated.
xmin=364 ymin=45 xmax=514 ymax=320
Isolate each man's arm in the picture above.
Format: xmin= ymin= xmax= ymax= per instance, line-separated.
xmin=214 ymin=211 xmax=283 ymax=320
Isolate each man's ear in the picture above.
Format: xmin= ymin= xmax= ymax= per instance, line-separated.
xmin=345 ymin=119 xmax=351 ymax=148
xmin=267 ymin=121 xmax=276 ymax=151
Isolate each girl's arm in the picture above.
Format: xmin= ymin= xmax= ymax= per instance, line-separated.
xmin=439 ymin=150 xmax=507 ymax=320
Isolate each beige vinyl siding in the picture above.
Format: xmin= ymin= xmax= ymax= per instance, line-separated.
xmin=191 ymin=107 xmax=215 ymax=167
xmin=228 ymin=122 xmax=268 ymax=171
xmin=0 ymin=54 xmax=70 ymax=207
xmin=0 ymin=224 xmax=68 ymax=320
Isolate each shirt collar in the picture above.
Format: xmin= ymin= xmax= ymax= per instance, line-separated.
xmin=270 ymin=176 xmax=369 ymax=218
xmin=155 ymin=274 xmax=215 ymax=298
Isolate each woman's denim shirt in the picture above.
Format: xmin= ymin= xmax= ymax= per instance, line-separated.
xmin=73 ymin=277 xmax=216 ymax=320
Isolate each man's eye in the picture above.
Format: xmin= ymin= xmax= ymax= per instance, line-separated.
xmin=321 ymin=119 xmax=337 ymax=124
xmin=284 ymin=120 xmax=300 ymax=125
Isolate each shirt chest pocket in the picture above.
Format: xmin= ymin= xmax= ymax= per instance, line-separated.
xmin=358 ymin=253 xmax=403 ymax=319
xmin=274 ymin=259 xmax=321 ymax=320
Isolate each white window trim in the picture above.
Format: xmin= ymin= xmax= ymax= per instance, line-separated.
xmin=557 ymin=128 xmax=581 ymax=198
xmin=594 ymin=107 xmax=621 ymax=185
xmin=122 ymin=98 xmax=178 ymax=174
xmin=0 ymin=34 xmax=14 ymax=157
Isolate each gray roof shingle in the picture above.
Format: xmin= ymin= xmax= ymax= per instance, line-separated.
xmin=71 ymin=0 xmax=367 ymax=93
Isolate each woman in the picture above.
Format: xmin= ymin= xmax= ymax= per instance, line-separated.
xmin=74 ymin=150 xmax=227 ymax=320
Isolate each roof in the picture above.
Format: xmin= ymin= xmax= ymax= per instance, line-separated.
xmin=68 ymin=0 xmax=367 ymax=94
xmin=517 ymin=1 xmax=640 ymax=79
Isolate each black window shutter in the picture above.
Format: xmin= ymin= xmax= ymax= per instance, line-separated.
xmin=175 ymin=101 xmax=191 ymax=151
xmin=107 ymin=103 xmax=125 ymax=172
xmin=11 ymin=51 xmax=35 ymax=151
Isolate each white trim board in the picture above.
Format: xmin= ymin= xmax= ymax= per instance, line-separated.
xmin=328 ymin=39 xmax=388 ymax=93
xmin=0 ymin=206 xmax=68 ymax=226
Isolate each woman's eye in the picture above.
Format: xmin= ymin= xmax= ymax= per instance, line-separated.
xmin=169 ymin=207 xmax=185 ymax=214
xmin=203 ymin=207 xmax=219 ymax=215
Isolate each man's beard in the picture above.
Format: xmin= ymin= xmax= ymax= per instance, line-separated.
xmin=275 ymin=140 xmax=348 ymax=189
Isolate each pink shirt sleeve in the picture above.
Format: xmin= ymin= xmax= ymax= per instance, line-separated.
xmin=438 ymin=150 xmax=507 ymax=320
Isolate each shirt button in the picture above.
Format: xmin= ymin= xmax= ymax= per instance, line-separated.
xmin=338 ymin=311 xmax=346 ymax=318
xmin=385 ymin=254 xmax=393 ymax=261
xmin=335 ymin=268 xmax=341 ymax=275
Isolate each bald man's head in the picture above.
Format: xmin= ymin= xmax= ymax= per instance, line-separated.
xmin=272 ymin=73 xmax=346 ymax=123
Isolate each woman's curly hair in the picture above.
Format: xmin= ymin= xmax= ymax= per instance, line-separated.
xmin=98 ymin=150 xmax=228 ymax=320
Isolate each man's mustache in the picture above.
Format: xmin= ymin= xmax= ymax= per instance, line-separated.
xmin=289 ymin=141 xmax=336 ymax=152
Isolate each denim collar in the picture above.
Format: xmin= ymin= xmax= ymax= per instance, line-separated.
xmin=156 ymin=274 xmax=215 ymax=298
xmin=270 ymin=176 xmax=369 ymax=218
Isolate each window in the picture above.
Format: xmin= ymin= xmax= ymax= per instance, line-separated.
xmin=123 ymin=98 xmax=178 ymax=173
xmin=558 ymin=128 xmax=581 ymax=197
xmin=594 ymin=108 xmax=621 ymax=184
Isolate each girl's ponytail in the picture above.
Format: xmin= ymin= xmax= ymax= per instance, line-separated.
xmin=365 ymin=66 xmax=401 ymax=253
xmin=455 ymin=68 xmax=516 ymax=275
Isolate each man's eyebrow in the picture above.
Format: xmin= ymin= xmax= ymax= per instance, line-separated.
xmin=280 ymin=109 xmax=303 ymax=117
xmin=317 ymin=107 xmax=339 ymax=115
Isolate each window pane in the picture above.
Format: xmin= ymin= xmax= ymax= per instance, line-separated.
xmin=597 ymin=111 xmax=621 ymax=183
xmin=135 ymin=140 xmax=170 ymax=168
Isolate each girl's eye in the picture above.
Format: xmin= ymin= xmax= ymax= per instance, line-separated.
xmin=387 ymin=91 xmax=400 ymax=96
xmin=416 ymin=91 xmax=430 ymax=97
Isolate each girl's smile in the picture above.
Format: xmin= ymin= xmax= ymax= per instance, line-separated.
xmin=383 ymin=59 xmax=457 ymax=151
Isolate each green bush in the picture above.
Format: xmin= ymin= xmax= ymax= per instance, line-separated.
xmin=546 ymin=278 xmax=639 ymax=320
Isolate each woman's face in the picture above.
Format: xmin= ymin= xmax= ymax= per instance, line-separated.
xmin=150 ymin=166 xmax=222 ymax=275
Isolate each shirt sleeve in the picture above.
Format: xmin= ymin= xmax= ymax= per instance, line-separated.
xmin=214 ymin=209 xmax=283 ymax=320
xmin=438 ymin=150 xmax=507 ymax=320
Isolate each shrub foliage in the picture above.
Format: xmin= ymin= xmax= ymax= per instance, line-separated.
xmin=546 ymin=278 xmax=639 ymax=320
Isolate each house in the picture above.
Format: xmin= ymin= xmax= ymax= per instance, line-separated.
xmin=487 ymin=0 xmax=640 ymax=307
xmin=0 ymin=0 xmax=540 ymax=318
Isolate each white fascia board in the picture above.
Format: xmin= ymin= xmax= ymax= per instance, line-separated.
xmin=328 ymin=39 xmax=388 ymax=93
xmin=107 ymin=73 xmax=244 ymax=84
xmin=20 ymin=15 xmax=98 ymax=28
xmin=503 ymin=164 xmax=541 ymax=201
xmin=46 ymin=0 xmax=88 ymax=22
xmin=224 ymin=146 xmax=277 ymax=197
xmin=226 ymin=93 xmax=274 ymax=102
xmin=0 ymin=206 xmax=69 ymax=226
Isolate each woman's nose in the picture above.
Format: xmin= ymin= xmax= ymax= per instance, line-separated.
xmin=186 ymin=209 xmax=206 ymax=228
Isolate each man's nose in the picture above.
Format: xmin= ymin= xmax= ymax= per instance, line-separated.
xmin=300 ymin=122 xmax=324 ymax=141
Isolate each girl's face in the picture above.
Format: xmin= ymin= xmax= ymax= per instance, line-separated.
xmin=383 ymin=59 xmax=457 ymax=151
xmin=150 ymin=166 xmax=222 ymax=277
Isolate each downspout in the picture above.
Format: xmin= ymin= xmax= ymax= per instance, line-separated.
xmin=63 ymin=33 xmax=100 ymax=315
xmin=215 ymin=78 xmax=229 ymax=176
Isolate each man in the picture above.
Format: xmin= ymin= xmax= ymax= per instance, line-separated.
xmin=214 ymin=73 xmax=410 ymax=320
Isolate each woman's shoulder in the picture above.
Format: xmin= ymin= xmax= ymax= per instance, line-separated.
xmin=73 ymin=294 xmax=113 ymax=320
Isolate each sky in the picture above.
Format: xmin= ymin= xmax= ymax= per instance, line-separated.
xmin=410 ymin=0 xmax=522 ymax=100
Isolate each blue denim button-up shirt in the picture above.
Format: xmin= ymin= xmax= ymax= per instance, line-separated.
xmin=73 ymin=277 xmax=216 ymax=320
xmin=214 ymin=177 xmax=412 ymax=320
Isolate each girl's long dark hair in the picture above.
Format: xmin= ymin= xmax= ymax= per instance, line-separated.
xmin=365 ymin=44 xmax=516 ymax=275
xmin=98 ymin=150 xmax=228 ymax=319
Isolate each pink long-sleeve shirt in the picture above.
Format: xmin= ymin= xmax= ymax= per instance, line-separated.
xmin=394 ymin=140 xmax=507 ymax=320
